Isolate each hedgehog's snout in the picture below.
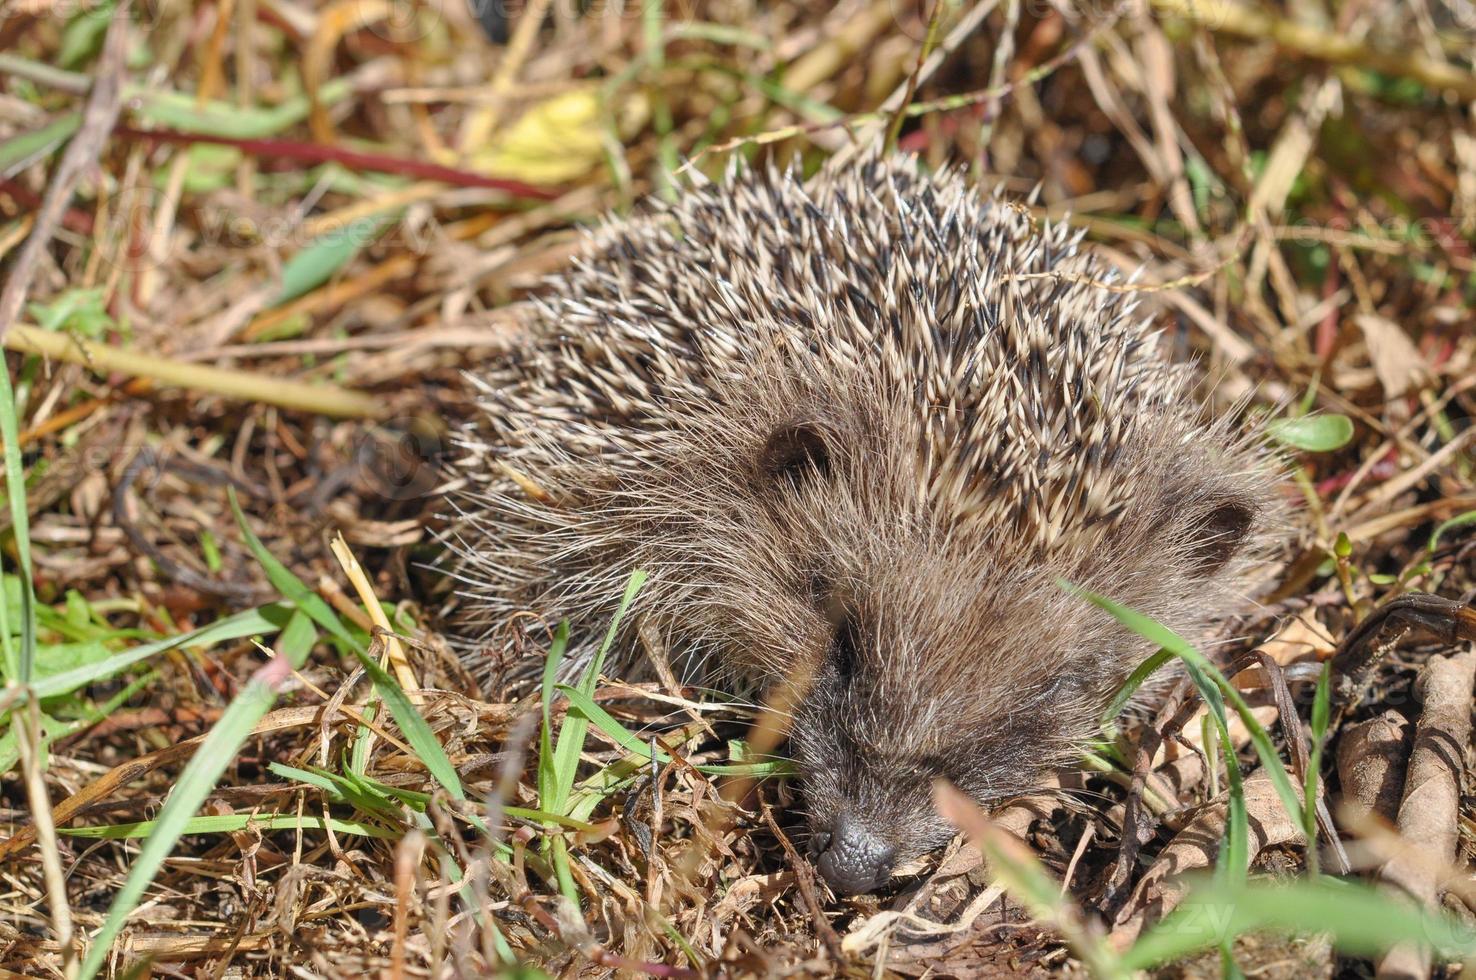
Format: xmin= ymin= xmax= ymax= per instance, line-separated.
xmin=812 ymin=813 xmax=897 ymax=895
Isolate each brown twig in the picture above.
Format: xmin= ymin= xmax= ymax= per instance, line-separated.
xmin=1328 ymin=593 xmax=1476 ymax=708
xmin=14 ymin=700 xmax=76 ymax=976
xmin=1150 ymin=0 xmax=1476 ymax=102
xmin=0 ymin=9 xmax=128 ymax=344
xmin=760 ymin=797 xmax=846 ymax=966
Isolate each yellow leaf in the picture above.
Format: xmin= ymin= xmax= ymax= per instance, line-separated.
xmin=472 ymin=86 xmax=648 ymax=185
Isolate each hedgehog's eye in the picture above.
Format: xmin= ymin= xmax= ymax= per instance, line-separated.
xmin=759 ymin=423 xmax=831 ymax=489
xmin=826 ymin=613 xmax=862 ymax=682
xmin=1189 ymin=500 xmax=1255 ymax=575
xmin=806 ymin=574 xmax=859 ymax=680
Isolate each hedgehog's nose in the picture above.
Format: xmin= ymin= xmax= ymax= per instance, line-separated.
xmin=814 ymin=815 xmax=896 ymax=895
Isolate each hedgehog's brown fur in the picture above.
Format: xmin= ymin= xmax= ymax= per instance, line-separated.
xmin=443 ymin=152 xmax=1283 ymax=894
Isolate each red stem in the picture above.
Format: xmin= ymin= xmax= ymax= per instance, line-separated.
xmin=114 ymin=125 xmax=560 ymax=200
xmin=0 ymin=177 xmax=96 ymax=234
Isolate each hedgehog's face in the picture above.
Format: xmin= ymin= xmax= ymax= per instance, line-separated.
xmin=784 ymin=584 xmax=1082 ymax=896
xmin=709 ymin=411 xmax=1270 ymax=896
xmin=778 ymin=553 xmax=1100 ymax=897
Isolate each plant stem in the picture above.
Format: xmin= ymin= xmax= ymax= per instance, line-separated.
xmin=6 ymin=324 xmax=384 ymax=420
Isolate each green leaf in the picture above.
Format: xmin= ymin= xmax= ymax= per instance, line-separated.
xmin=0 ymin=114 xmax=81 ymax=175
xmin=33 ymin=640 xmax=110 ymax=680
xmin=132 ymin=80 xmax=354 ymax=140
xmin=58 ymin=3 xmax=115 ymax=68
xmin=28 ymin=289 xmax=116 ymax=339
xmin=179 ymin=144 xmax=245 ymax=194
xmin=274 ymin=217 xmax=387 ymax=305
xmin=199 ymin=529 xmax=223 ymax=572
xmin=1267 ymin=413 xmax=1354 ymax=452
xmin=5 ymin=671 xmax=155 ymax=773
xmin=64 ymin=590 xmax=91 ymax=629
xmin=0 ymin=707 xmax=72 ymax=774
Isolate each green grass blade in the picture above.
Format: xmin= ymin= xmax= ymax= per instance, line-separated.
xmin=266 ymin=761 xmax=404 ymax=819
xmin=276 ymin=609 xmax=318 ymax=663
xmin=556 ymin=682 xmax=669 ymax=761
xmin=349 ymin=700 xmax=379 ymax=775
xmin=556 ymin=684 xmax=796 ymax=777
xmin=538 ymin=620 xmax=578 ymax=904
xmin=1428 ymin=508 xmax=1476 ymax=551
xmin=1120 ymin=877 xmax=1476 ymax=970
xmin=30 ymin=605 xmax=287 ymax=700
xmin=1101 ymin=647 xmax=1175 ymax=731
xmin=0 ymin=113 xmax=80 ymax=175
xmin=537 ymin=621 xmax=570 ymax=818
xmin=1304 ymin=662 xmax=1333 ymax=876
xmin=580 ymin=570 xmax=647 ymax=696
xmin=133 ymin=80 xmax=354 ymax=139
xmin=0 ymin=334 xmax=37 ymax=684
xmin=76 ymin=664 xmax=284 ymax=977
xmin=1214 ymin=710 xmax=1250 ymax=884
xmin=274 ymin=217 xmax=389 ymax=305
xmin=1065 ymin=582 xmax=1307 ymax=841
xmin=227 ymin=488 xmax=357 ymax=650
xmin=537 ymin=575 xmax=645 ymax=906
xmin=61 ymin=812 xmax=397 ymax=840
xmin=548 ymin=571 xmax=647 ymax=814
xmin=347 ymin=641 xmax=465 ymax=802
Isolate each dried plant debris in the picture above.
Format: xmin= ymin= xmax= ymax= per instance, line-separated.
xmin=1 ymin=0 xmax=1475 ymax=977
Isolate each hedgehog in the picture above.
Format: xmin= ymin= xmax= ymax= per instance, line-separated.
xmin=442 ymin=152 xmax=1282 ymax=896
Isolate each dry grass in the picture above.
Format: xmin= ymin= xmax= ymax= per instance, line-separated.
xmin=1 ymin=0 xmax=1474 ymax=976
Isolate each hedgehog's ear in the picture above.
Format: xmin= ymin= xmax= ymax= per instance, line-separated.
xmin=1187 ymin=499 xmax=1256 ymax=576
xmin=759 ymin=423 xmax=832 ymax=489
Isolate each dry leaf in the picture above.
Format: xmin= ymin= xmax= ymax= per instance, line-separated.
xmin=1356 ymin=313 xmax=1429 ymax=398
